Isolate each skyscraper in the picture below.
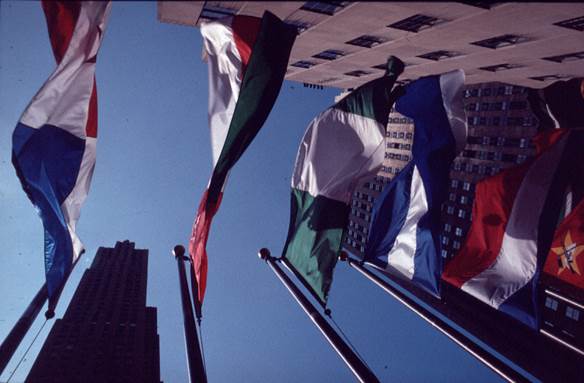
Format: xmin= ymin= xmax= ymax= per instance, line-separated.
xmin=26 ymin=241 xmax=161 ymax=383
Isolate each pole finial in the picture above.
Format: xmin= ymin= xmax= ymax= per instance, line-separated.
xmin=258 ymin=248 xmax=271 ymax=261
xmin=173 ymin=245 xmax=185 ymax=258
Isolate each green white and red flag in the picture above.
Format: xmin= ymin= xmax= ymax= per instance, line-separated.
xmin=189 ymin=11 xmax=296 ymax=306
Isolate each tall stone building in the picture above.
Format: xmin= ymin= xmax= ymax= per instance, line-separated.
xmin=26 ymin=241 xmax=161 ymax=383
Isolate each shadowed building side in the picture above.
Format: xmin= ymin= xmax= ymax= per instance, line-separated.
xmin=26 ymin=241 xmax=161 ymax=383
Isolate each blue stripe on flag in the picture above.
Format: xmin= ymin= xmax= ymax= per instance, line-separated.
xmin=12 ymin=123 xmax=85 ymax=298
xmin=365 ymin=73 xmax=460 ymax=297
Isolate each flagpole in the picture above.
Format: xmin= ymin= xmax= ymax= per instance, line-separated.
xmin=258 ymin=248 xmax=380 ymax=383
xmin=173 ymin=245 xmax=207 ymax=383
xmin=343 ymin=257 xmax=528 ymax=383
xmin=0 ymin=283 xmax=48 ymax=374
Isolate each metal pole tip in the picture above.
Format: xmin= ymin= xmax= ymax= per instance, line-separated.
xmin=173 ymin=245 xmax=185 ymax=258
xmin=338 ymin=251 xmax=348 ymax=262
xmin=45 ymin=309 xmax=55 ymax=319
xmin=258 ymin=248 xmax=271 ymax=260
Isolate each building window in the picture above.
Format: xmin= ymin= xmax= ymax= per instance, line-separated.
xmin=516 ymin=154 xmax=527 ymax=164
xmin=345 ymin=70 xmax=372 ymax=77
xmin=292 ymin=60 xmax=317 ymax=69
xmin=455 ymin=227 xmax=463 ymax=237
xmin=519 ymin=138 xmax=529 ymax=149
xmin=554 ymin=16 xmax=584 ymax=32
xmin=479 ymin=63 xmax=524 ymax=72
xmin=418 ymin=50 xmax=461 ymax=61
xmin=545 ymin=297 xmax=559 ymax=311
xmin=497 ymin=137 xmax=506 ymax=147
xmin=566 ymin=306 xmax=581 ymax=321
xmin=471 ymin=34 xmax=529 ymax=49
xmin=406 ymin=132 xmax=413 ymax=140
xmin=449 ymin=192 xmax=456 ymax=202
xmin=458 ymin=209 xmax=467 ymax=219
xmin=199 ymin=4 xmax=237 ymax=21
xmin=300 ymin=1 xmax=348 ymax=16
xmin=388 ymin=14 xmax=446 ymax=33
xmin=543 ymin=51 xmax=584 ymax=63
xmin=441 ymin=249 xmax=449 ymax=258
xmin=346 ymin=35 xmax=386 ymax=48
xmin=529 ymin=74 xmax=571 ymax=82
xmin=454 ymin=162 xmax=462 ymax=171
xmin=284 ymin=19 xmax=314 ymax=34
xmin=441 ymin=236 xmax=450 ymax=246
xmin=453 ymin=240 xmax=461 ymax=250
xmin=444 ymin=223 xmax=452 ymax=232
xmin=451 ymin=180 xmax=459 ymax=189
xmin=313 ymin=49 xmax=346 ymax=61
xmin=447 ymin=205 xmax=455 ymax=215
xmin=460 ymin=195 xmax=468 ymax=205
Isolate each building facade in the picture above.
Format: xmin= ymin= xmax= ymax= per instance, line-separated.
xmin=26 ymin=241 xmax=161 ymax=383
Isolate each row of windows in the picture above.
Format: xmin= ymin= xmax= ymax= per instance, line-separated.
xmin=464 ymin=85 xmax=525 ymax=98
xmin=387 ymin=142 xmax=412 ymax=151
xmin=387 ymin=131 xmax=414 ymax=140
xmin=448 ymin=193 xmax=472 ymax=205
xmin=381 ymin=165 xmax=403 ymax=175
xmin=458 ymin=151 xmax=528 ymax=164
xmin=451 ymin=179 xmax=475 ymax=192
xmin=345 ymin=236 xmax=366 ymax=253
xmin=454 ymin=161 xmax=502 ymax=176
xmin=349 ymin=220 xmax=368 ymax=234
xmin=351 ymin=208 xmax=371 ymax=222
xmin=385 ymin=152 xmax=411 ymax=161
xmin=465 ymin=101 xmax=527 ymax=112
xmin=443 ymin=223 xmax=465 ymax=236
xmin=388 ymin=117 xmax=414 ymax=125
xmin=352 ymin=199 xmax=372 ymax=212
xmin=467 ymin=115 xmax=535 ymax=127
xmin=444 ymin=205 xmax=469 ymax=220
xmin=466 ymin=135 xmax=530 ymax=149
xmin=544 ymin=297 xmax=581 ymax=321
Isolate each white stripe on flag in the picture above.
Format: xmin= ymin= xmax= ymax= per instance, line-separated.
xmin=20 ymin=2 xmax=110 ymax=138
xmin=200 ymin=19 xmax=243 ymax=167
xmin=461 ymin=133 xmax=569 ymax=307
xmin=291 ymin=108 xmax=385 ymax=203
xmin=439 ymin=70 xmax=467 ymax=153
xmin=386 ymin=165 xmax=428 ymax=279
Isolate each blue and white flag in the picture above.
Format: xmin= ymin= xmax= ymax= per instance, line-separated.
xmin=12 ymin=1 xmax=111 ymax=310
xmin=364 ymin=70 xmax=466 ymax=296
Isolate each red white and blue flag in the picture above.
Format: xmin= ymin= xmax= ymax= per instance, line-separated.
xmin=442 ymin=129 xmax=583 ymax=328
xmin=12 ymin=1 xmax=111 ymax=310
xmin=364 ymin=70 xmax=467 ymax=297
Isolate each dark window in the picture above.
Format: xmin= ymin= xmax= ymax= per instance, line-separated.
xmin=388 ymin=14 xmax=445 ymax=32
xmin=418 ymin=50 xmax=461 ymax=61
xmin=471 ymin=34 xmax=529 ymax=49
xmin=479 ymin=63 xmax=523 ymax=72
xmin=313 ymin=49 xmax=346 ymax=60
xmin=284 ymin=19 xmax=313 ymax=34
xmin=529 ymin=74 xmax=571 ymax=82
xmin=509 ymin=101 xmax=527 ymax=110
xmin=345 ymin=70 xmax=371 ymax=77
xmin=554 ymin=16 xmax=584 ymax=31
xmin=542 ymin=51 xmax=584 ymax=63
xmin=199 ymin=4 xmax=237 ymax=21
xmin=460 ymin=1 xmax=498 ymax=9
xmin=346 ymin=35 xmax=386 ymax=48
xmin=300 ymin=1 xmax=348 ymax=16
xmin=291 ymin=60 xmax=317 ymax=69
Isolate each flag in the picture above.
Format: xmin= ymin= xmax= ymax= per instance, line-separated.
xmin=363 ymin=70 xmax=466 ymax=297
xmin=442 ymin=129 xmax=583 ymax=328
xmin=189 ymin=11 xmax=296 ymax=305
xmin=544 ymin=200 xmax=584 ymax=291
xmin=282 ymin=61 xmax=405 ymax=305
xmin=11 ymin=1 xmax=111 ymax=310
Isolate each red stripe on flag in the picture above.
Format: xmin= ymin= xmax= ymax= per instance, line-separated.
xmin=442 ymin=129 xmax=569 ymax=287
xmin=231 ymin=15 xmax=261 ymax=77
xmin=86 ymin=80 xmax=98 ymax=138
xmin=41 ymin=1 xmax=80 ymax=64
xmin=189 ymin=189 xmax=223 ymax=304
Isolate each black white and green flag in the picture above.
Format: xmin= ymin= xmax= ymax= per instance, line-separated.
xmin=282 ymin=71 xmax=400 ymax=305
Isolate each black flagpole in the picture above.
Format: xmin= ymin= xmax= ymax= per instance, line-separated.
xmin=0 ymin=283 xmax=48 ymax=375
xmin=258 ymin=248 xmax=380 ymax=383
xmin=343 ymin=256 xmax=528 ymax=383
xmin=173 ymin=245 xmax=207 ymax=383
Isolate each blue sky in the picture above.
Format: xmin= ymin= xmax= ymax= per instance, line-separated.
xmin=0 ymin=2 xmax=503 ymax=382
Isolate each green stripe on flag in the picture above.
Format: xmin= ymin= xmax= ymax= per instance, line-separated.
xmin=333 ymin=75 xmax=395 ymax=127
xmin=282 ymin=189 xmax=350 ymax=305
xmin=208 ymin=11 xmax=296 ymax=203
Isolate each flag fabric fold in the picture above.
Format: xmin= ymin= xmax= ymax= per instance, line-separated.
xmin=363 ymin=70 xmax=466 ymax=297
xmin=442 ymin=129 xmax=583 ymax=328
xmin=189 ymin=11 xmax=296 ymax=305
xmin=282 ymin=69 xmax=403 ymax=305
xmin=11 ymin=1 xmax=111 ymax=309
